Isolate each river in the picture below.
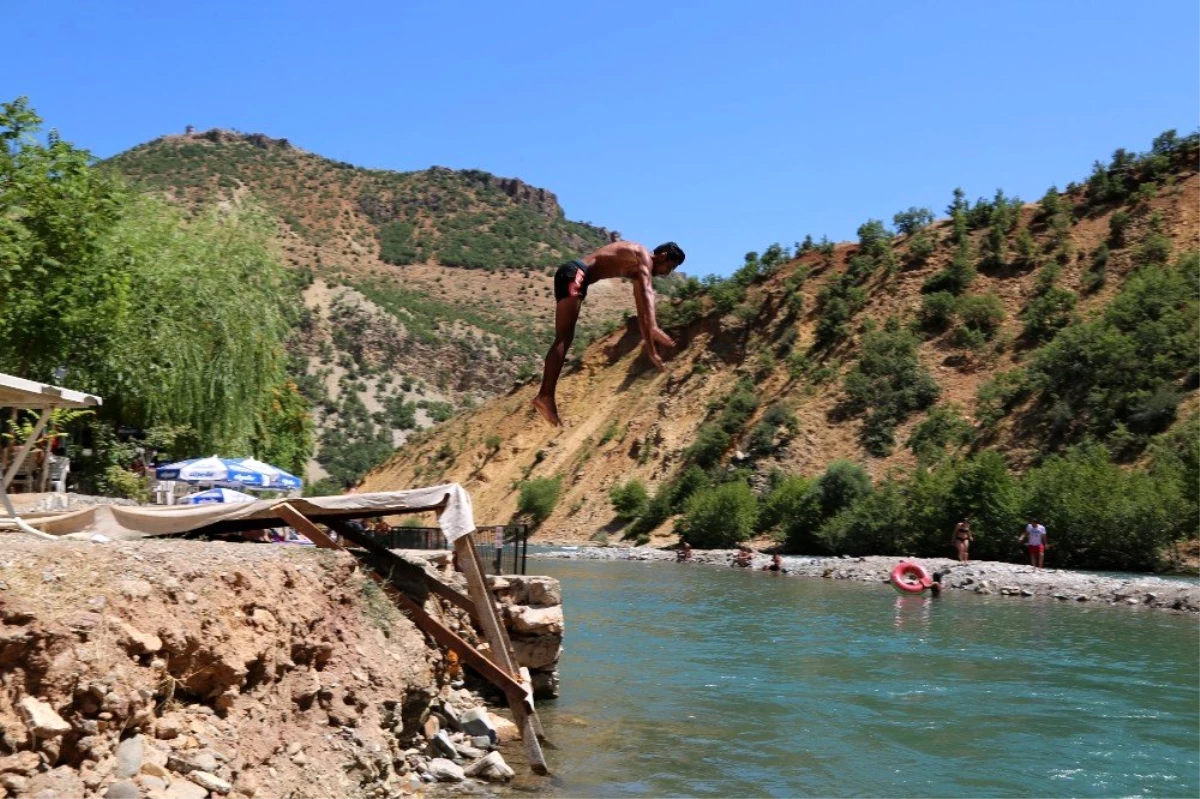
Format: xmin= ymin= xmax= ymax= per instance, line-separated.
xmin=509 ymin=558 xmax=1199 ymax=798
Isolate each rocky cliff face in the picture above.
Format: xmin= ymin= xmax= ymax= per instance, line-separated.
xmin=0 ymin=537 xmax=552 ymax=798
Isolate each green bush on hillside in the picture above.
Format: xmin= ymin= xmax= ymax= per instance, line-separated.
xmin=609 ymin=479 xmax=650 ymax=522
xmin=841 ymin=319 xmax=940 ymax=456
xmin=518 ymin=476 xmax=562 ymax=527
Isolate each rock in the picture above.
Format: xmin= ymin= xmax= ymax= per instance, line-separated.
xmin=510 ymin=636 xmax=563 ymax=670
xmin=1076 ymin=595 xmax=1090 ymax=602
xmin=139 ymin=775 xmax=167 ymax=793
xmin=459 ymin=708 xmax=497 ymax=742
xmin=440 ymin=701 xmax=462 ymax=731
xmin=453 ymin=743 xmax=485 ymax=759
xmin=155 ymin=718 xmax=182 ymax=740
xmin=188 ymin=772 xmax=231 ymax=794
xmin=163 ymin=779 xmax=208 ymax=799
xmin=430 ymin=731 xmax=457 ymax=759
xmin=426 ymin=758 xmax=464 ymax=782
xmin=1020 ymin=589 xmax=1034 ymax=597
xmin=1 ymin=775 xmax=27 ymax=793
xmin=18 ymin=697 xmax=71 ymax=738
xmin=290 ymin=752 xmax=307 ymax=767
xmin=531 ymin=669 xmax=560 ymax=699
xmin=120 ymin=579 xmax=153 ymax=599
xmin=118 ymin=622 xmax=163 ymax=655
xmin=232 ymin=771 xmax=259 ymax=797
xmin=189 ymin=752 xmax=219 ymax=774
xmin=106 ymin=779 xmax=141 ymax=798
xmin=25 ymin=766 xmax=85 ymax=797
xmin=509 ymin=605 xmax=564 ymax=635
xmin=463 ymin=751 xmax=515 ymax=782
xmin=116 ymin=735 xmax=146 ymax=778
xmin=285 ymin=742 xmax=302 ymax=757
xmin=470 ymin=735 xmax=493 ymax=750
xmin=486 ymin=713 xmax=520 ymax=743
xmin=422 ymin=715 xmax=440 ymax=740
xmin=0 ymin=752 xmax=41 ymax=775
xmin=140 ymin=762 xmax=169 ymax=779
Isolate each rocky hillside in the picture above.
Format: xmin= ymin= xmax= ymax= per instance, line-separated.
xmin=105 ymin=130 xmax=634 ymax=485
xmin=362 ymin=133 xmax=1199 ymax=549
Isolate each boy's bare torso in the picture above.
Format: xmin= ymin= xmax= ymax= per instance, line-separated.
xmin=579 ymin=241 xmax=653 ymax=283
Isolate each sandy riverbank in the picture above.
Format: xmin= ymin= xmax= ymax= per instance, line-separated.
xmin=533 ymin=546 xmax=1200 ymax=613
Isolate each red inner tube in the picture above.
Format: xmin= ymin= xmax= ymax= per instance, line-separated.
xmin=890 ymin=561 xmax=933 ymax=594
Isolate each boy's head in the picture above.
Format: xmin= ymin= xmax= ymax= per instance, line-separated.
xmin=652 ymin=242 xmax=686 ymax=275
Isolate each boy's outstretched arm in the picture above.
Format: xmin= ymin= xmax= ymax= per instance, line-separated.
xmin=631 ymin=253 xmax=674 ymax=369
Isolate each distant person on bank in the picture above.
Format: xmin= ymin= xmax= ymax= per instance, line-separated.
xmin=952 ymin=516 xmax=973 ymax=564
xmin=532 ymin=240 xmax=686 ymax=427
xmin=1020 ymin=519 xmax=1049 ymax=569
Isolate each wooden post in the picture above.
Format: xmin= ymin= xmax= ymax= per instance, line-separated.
xmin=454 ymin=536 xmax=548 ymax=768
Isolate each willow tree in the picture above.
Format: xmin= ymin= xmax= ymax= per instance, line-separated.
xmin=105 ymin=197 xmax=301 ymax=457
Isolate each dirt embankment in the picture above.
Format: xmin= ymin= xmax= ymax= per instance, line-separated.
xmin=0 ymin=538 xmax=496 ymax=798
xmin=536 ymin=547 xmax=1200 ymax=613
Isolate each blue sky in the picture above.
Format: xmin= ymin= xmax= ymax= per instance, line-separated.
xmin=8 ymin=1 xmax=1198 ymax=278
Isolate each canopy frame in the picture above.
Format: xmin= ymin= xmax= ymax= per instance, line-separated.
xmin=0 ymin=373 xmax=102 ymax=538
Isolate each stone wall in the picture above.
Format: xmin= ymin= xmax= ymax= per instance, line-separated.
xmin=487 ymin=575 xmax=563 ymax=699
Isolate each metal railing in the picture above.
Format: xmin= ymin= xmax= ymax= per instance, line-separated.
xmin=370 ymin=524 xmax=529 ymax=575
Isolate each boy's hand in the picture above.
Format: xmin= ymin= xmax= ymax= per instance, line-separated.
xmin=648 ymin=349 xmax=666 ymax=370
xmin=652 ymin=328 xmax=675 ymax=348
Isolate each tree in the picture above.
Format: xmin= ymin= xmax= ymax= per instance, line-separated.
xmin=893 ymin=207 xmax=934 ymax=236
xmin=677 ymin=480 xmax=757 ymax=548
xmin=609 ymin=479 xmax=650 ymax=521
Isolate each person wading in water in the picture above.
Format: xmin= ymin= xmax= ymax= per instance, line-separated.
xmin=952 ymin=516 xmax=973 ymax=564
xmin=532 ymin=241 xmax=686 ymax=426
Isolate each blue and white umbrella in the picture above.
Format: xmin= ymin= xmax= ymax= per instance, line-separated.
xmin=233 ymin=457 xmax=303 ymax=490
xmin=154 ymin=456 xmax=269 ymax=487
xmin=183 ymin=487 xmax=257 ymax=505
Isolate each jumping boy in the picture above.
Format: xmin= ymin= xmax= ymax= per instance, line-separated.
xmin=532 ymin=241 xmax=686 ymax=426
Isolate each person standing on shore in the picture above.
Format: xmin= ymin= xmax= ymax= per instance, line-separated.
xmin=952 ymin=516 xmax=973 ymax=564
xmin=1020 ymin=519 xmax=1049 ymax=569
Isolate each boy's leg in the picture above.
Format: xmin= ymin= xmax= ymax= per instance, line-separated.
xmin=533 ymin=296 xmax=582 ymax=426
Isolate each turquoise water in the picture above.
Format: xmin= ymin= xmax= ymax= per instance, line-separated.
xmin=519 ymin=559 xmax=1199 ymax=798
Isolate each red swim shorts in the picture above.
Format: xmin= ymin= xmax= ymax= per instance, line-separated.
xmin=1027 ymin=544 xmax=1045 ymax=554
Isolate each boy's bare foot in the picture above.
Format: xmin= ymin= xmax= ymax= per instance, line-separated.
xmin=531 ymin=395 xmax=561 ymax=426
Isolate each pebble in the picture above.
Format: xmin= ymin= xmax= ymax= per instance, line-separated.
xmin=105 ymin=777 xmax=140 ymax=796
xmin=188 ymin=771 xmax=231 ymax=794
xmin=105 ymin=780 xmax=140 ymax=799
xmin=427 ymin=759 xmax=464 ymax=782
xmin=115 ymin=735 xmax=145 ymax=778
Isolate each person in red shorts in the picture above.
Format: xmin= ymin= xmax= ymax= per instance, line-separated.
xmin=1020 ymin=518 xmax=1049 ymax=569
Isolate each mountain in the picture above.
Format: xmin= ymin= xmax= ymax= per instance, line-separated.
xmin=360 ymin=132 xmax=1199 ymax=564
xmin=106 ymin=129 xmax=635 ymax=486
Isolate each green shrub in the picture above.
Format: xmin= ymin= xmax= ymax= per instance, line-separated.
xmin=957 ymin=293 xmax=1006 ymax=338
xmin=676 ymin=480 xmax=758 ymax=548
xmin=919 ymin=292 xmax=959 ymax=332
xmin=518 ymin=476 xmax=562 ymax=527
xmin=842 ymin=319 xmax=940 ymax=455
xmin=609 ymin=479 xmax=650 ymax=521
xmin=922 ymin=247 xmax=976 ymax=295
xmin=1022 ymin=287 xmax=1077 ymax=341
xmin=757 ymin=475 xmax=812 ymax=536
xmin=907 ymin=404 xmax=972 ymax=463
xmin=99 ymin=466 xmax=149 ymax=502
xmin=783 ymin=461 xmax=871 ymax=552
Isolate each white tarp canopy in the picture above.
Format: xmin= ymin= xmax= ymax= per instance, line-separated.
xmin=0 ymin=372 xmax=103 ymax=538
xmin=21 ymin=484 xmax=477 ymax=544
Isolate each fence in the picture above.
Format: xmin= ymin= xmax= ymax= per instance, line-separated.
xmin=372 ymin=524 xmax=529 ymax=575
